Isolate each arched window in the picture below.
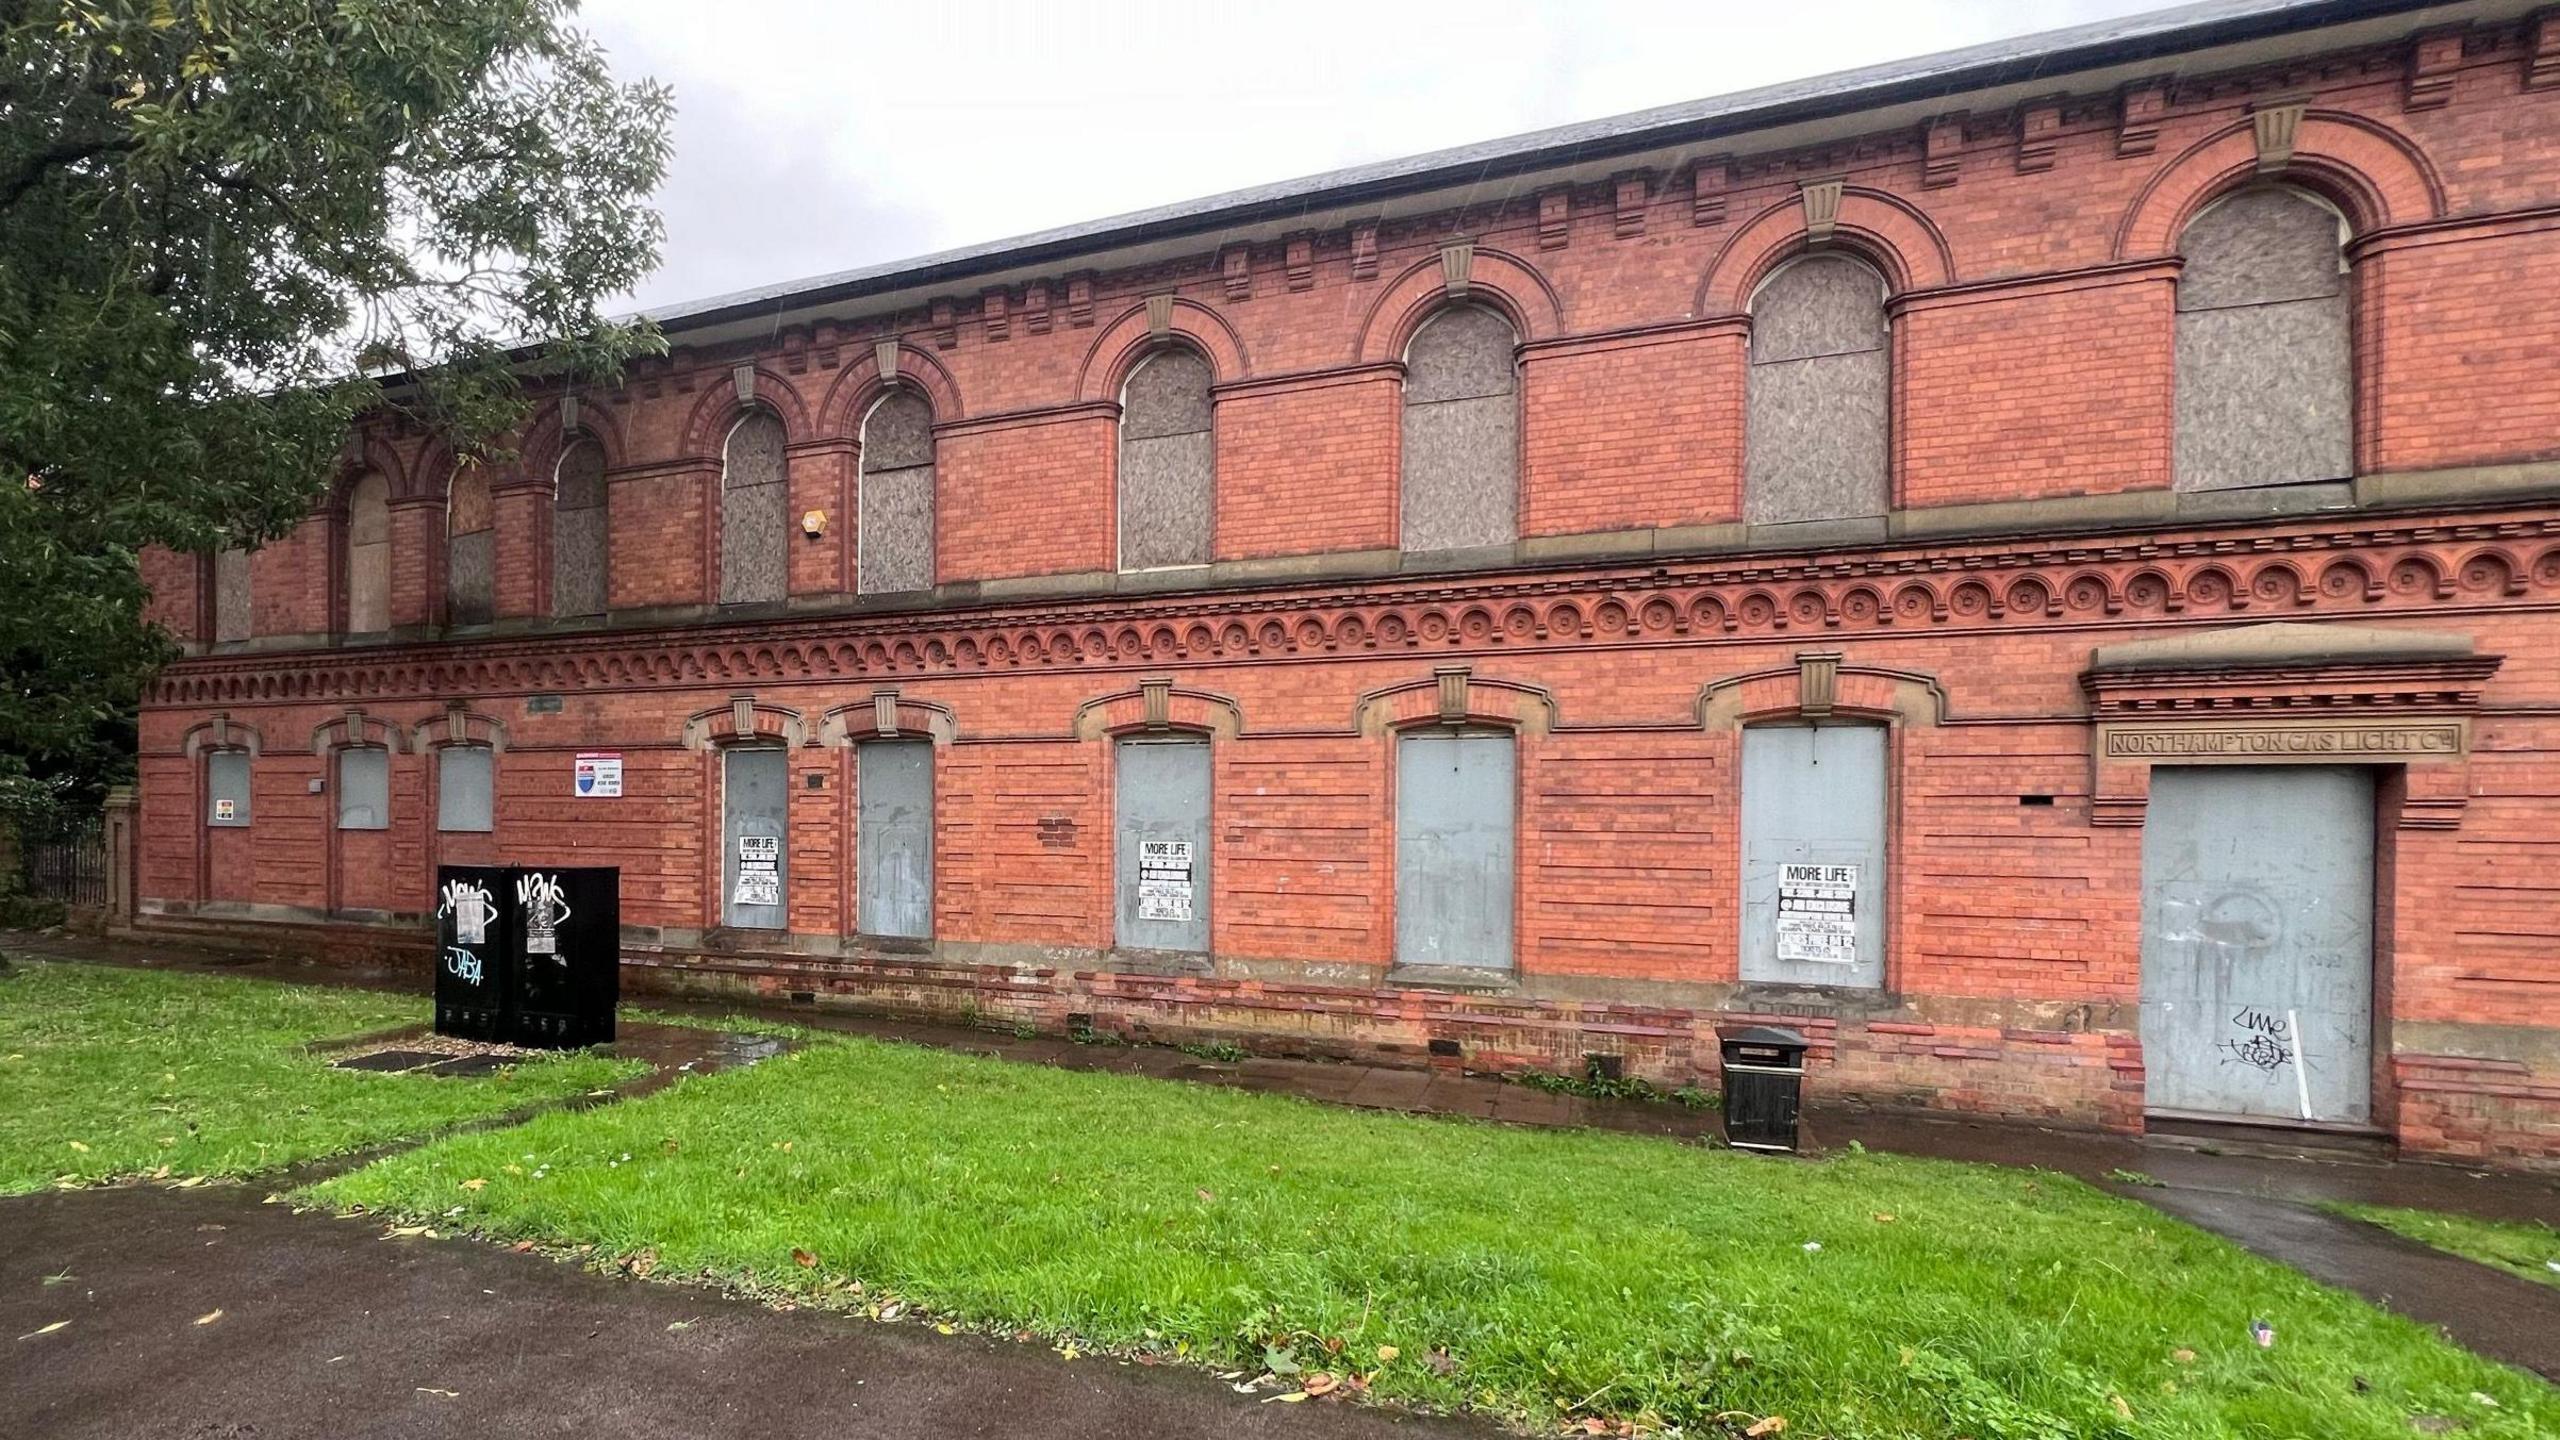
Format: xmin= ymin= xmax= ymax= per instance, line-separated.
xmin=343 ymin=471 xmax=390 ymax=634
xmin=719 ymin=410 xmax=788 ymax=606
xmin=2174 ymin=186 xmax=2351 ymax=491
xmin=211 ymin=546 xmax=253 ymax=643
xmin=1117 ymin=348 xmax=1214 ymax=570
xmin=446 ymin=468 xmax=493 ymax=627
xmin=1400 ymin=305 xmax=1518 ymax=552
xmin=1745 ymin=254 xmax=1889 ymax=524
xmin=552 ymin=437 xmax=608 ymax=619
xmin=859 ymin=390 xmax=936 ymax=595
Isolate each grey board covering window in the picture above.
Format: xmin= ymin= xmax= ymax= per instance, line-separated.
xmin=1745 ymin=254 xmax=1889 ymax=525
xmin=344 ymin=472 xmax=391 ymax=633
xmin=860 ymin=391 xmax=936 ymax=595
xmin=447 ymin=469 xmax=494 ymax=626
xmin=212 ymin=547 xmax=253 ymax=643
xmin=719 ymin=411 xmax=789 ymax=606
xmin=438 ymin=746 xmax=494 ymax=833
xmin=337 ymin=747 xmax=389 ymax=830
xmin=206 ymin=750 xmax=251 ymax=827
xmin=1400 ymin=305 xmax=1518 ymax=552
xmin=553 ymin=437 xmax=609 ymax=619
xmin=1118 ymin=349 xmax=1214 ymax=571
xmin=2174 ymin=186 xmax=2352 ymax=492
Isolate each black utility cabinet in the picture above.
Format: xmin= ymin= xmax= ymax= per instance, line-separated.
xmin=1719 ymin=1025 xmax=1810 ymax=1153
xmin=508 ymin=866 xmax=621 ymax=1049
xmin=432 ymin=865 xmax=516 ymax=1042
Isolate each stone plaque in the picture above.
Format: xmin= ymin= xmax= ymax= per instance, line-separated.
xmin=2097 ymin=720 xmax=2465 ymax=763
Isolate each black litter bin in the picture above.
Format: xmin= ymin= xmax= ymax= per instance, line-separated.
xmin=433 ymin=865 xmax=516 ymax=1042
xmin=1719 ymin=1026 xmax=1809 ymax=1152
xmin=509 ymin=866 xmax=620 ymax=1049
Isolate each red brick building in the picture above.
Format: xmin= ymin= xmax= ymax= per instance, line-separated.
xmin=121 ymin=0 xmax=2560 ymax=1162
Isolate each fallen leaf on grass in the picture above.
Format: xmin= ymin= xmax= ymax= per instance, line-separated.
xmin=2171 ymin=1348 xmax=2196 ymax=1364
xmin=1871 ymin=1213 xmax=1896 ymax=1223
xmin=791 ymin=1248 xmax=818 ymax=1268
xmin=66 ymin=1141 xmax=89 ymax=1153
xmin=510 ymin=1241 xmax=536 ymax=1254
xmin=1375 ymin=1345 xmax=1399 ymax=1363
xmin=2111 ymin=1394 xmax=2134 ymax=1419
xmin=384 ymin=1225 xmax=435 ymax=1240
xmin=1196 ymin=1188 xmax=1216 ymax=1202
xmin=459 ymin=1178 xmax=487 ymax=1192
xmin=1303 ymin=1372 xmax=1340 ymax=1396
xmin=17 ymin=1321 xmax=69 ymax=1340
xmin=1745 ymin=1417 xmax=1788 ymax=1437
xmin=1262 ymin=1392 xmax=1309 ymax=1404
xmin=194 ymin=1309 xmax=224 ymax=1326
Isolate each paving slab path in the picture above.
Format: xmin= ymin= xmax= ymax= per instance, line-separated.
xmin=0 ymin=1182 xmax=1487 ymax=1440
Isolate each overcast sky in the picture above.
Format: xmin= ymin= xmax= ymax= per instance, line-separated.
xmin=584 ymin=0 xmax=2175 ymax=314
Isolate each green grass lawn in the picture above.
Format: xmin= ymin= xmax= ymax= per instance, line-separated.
xmin=305 ymin=1027 xmax=2556 ymax=1437
xmin=0 ymin=960 xmax=639 ymax=1193
xmin=2336 ymin=1203 xmax=2560 ymax=1292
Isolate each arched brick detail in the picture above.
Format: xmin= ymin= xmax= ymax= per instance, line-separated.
xmin=1354 ymin=667 xmax=1555 ymax=735
xmin=1074 ymin=299 xmax=1249 ymax=403
xmin=1071 ymin=679 xmax=1244 ymax=740
xmin=409 ymin=706 xmax=510 ymax=753
xmin=180 ymin=714 xmax=263 ymax=758
xmin=311 ymin=707 xmax=407 ymax=755
xmin=819 ymin=688 xmax=959 ymax=747
xmin=518 ymin=401 xmax=631 ymax=490
xmin=1355 ymin=245 xmax=1562 ymax=366
xmin=338 ymin=430 xmax=412 ymax=502
xmin=676 ymin=364 xmax=817 ymax=458
xmin=402 ymin=438 xmax=459 ymax=504
xmin=680 ymin=694 xmax=809 ymax=750
xmin=1697 ymin=187 xmax=1954 ymax=315
xmin=2114 ymin=110 xmax=2444 ymax=259
xmin=815 ymin=341 xmax=964 ymax=436
xmin=1696 ymin=656 xmax=1947 ymax=729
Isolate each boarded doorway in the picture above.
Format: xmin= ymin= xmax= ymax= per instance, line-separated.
xmin=1394 ymin=729 xmax=1515 ymax=970
xmin=1115 ymin=737 xmax=1210 ymax=954
xmin=722 ymin=746 xmax=788 ymax=931
xmin=2139 ymin=766 xmax=2376 ymax=1127
xmin=856 ymin=740 xmax=933 ymax=939
xmin=1739 ymin=724 xmax=1887 ymax=989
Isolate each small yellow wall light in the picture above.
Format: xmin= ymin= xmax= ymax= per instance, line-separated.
xmin=801 ymin=509 xmax=828 ymax=538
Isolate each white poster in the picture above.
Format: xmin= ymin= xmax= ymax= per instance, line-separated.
xmin=574 ymin=752 xmax=624 ymax=798
xmin=1776 ymin=861 xmax=1858 ymax=965
xmin=516 ymin=871 xmax=571 ymax=956
xmin=1137 ymin=839 xmax=1194 ymax=923
xmin=734 ymin=834 xmax=781 ymax=908
xmin=213 ymin=797 xmax=236 ymax=821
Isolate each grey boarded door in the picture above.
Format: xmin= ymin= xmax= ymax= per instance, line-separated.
xmin=722 ymin=746 xmax=788 ymax=930
xmin=1116 ymin=737 xmax=1210 ymax=952
xmin=1740 ymin=725 xmax=1887 ymax=988
xmin=2140 ymin=766 xmax=2375 ymax=1126
xmin=857 ymin=741 xmax=933 ymax=939
xmin=1395 ymin=730 xmax=1515 ymax=969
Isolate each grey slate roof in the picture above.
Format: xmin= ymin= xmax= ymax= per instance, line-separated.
xmin=637 ymin=0 xmax=2437 ymax=333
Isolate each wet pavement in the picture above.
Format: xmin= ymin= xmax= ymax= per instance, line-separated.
xmin=8 ymin=929 xmax=2558 ymax=1381
xmin=0 ymin=1182 xmax=1487 ymax=1440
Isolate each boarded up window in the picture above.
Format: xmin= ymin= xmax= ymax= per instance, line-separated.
xmin=344 ymin=472 xmax=391 ymax=633
xmin=1740 ymin=724 xmax=1886 ymax=990
xmin=857 ymin=740 xmax=933 ymax=939
xmin=206 ymin=750 xmax=252 ymax=827
xmin=1400 ymin=305 xmax=1518 ymax=551
xmin=1394 ymin=729 xmax=1516 ymax=970
xmin=860 ymin=391 xmax=936 ymax=594
xmin=552 ymin=437 xmax=609 ymax=619
xmin=719 ymin=411 xmax=789 ymax=605
xmin=722 ymin=745 xmax=788 ymax=930
xmin=447 ymin=469 xmax=494 ymax=626
xmin=1118 ymin=350 xmax=1214 ymax=570
xmin=337 ymin=747 xmax=389 ymax=830
xmin=212 ymin=547 xmax=253 ymax=643
xmin=438 ymin=745 xmax=494 ymax=833
xmin=2175 ymin=186 xmax=2351 ymax=491
xmin=1746 ymin=255 xmax=1889 ymax=524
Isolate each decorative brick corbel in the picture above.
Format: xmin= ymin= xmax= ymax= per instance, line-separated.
xmin=1349 ymin=219 xmax=1380 ymax=281
xmin=1690 ymin=156 xmax=1730 ymax=226
xmin=1141 ymin=677 xmax=1173 ymax=731
xmin=780 ymin=325 xmax=809 ymax=375
xmin=2252 ymin=99 xmax=2307 ymax=174
xmin=1797 ymin=651 xmax=1842 ymax=719
xmin=2531 ymin=11 xmax=2560 ymax=89
xmin=980 ymin=286 xmax=1010 ymax=342
xmin=730 ymin=364 xmax=756 ymax=406
xmin=1220 ymin=243 xmax=1253 ymax=302
xmin=873 ymin=340 xmax=899 ymax=383
xmin=1800 ymin=179 xmax=1844 ymax=245
xmin=1284 ymin=233 xmax=1315 ymax=290
xmin=1537 ymin=187 xmax=1571 ymax=249
xmin=1438 ymin=240 xmax=1474 ymax=298
xmin=559 ymin=394 xmax=580 ymax=433
xmin=1923 ymin=115 xmax=1964 ymax=188
xmin=872 ymin=687 xmax=900 ymax=737
xmin=1023 ymin=281 xmax=1052 ymax=335
xmin=1145 ymin=292 xmax=1174 ymax=338
xmin=2406 ymin=27 xmax=2464 ymax=110
xmin=1435 ymin=665 xmax=1471 ymax=723
xmin=2116 ymin=80 xmax=2165 ymax=157
xmin=1611 ymin=170 xmax=1652 ymax=238
xmin=2016 ymin=99 xmax=2061 ymax=174
xmin=1065 ymin=273 xmax=1095 ymax=327
xmin=929 ymin=297 xmax=957 ymax=350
